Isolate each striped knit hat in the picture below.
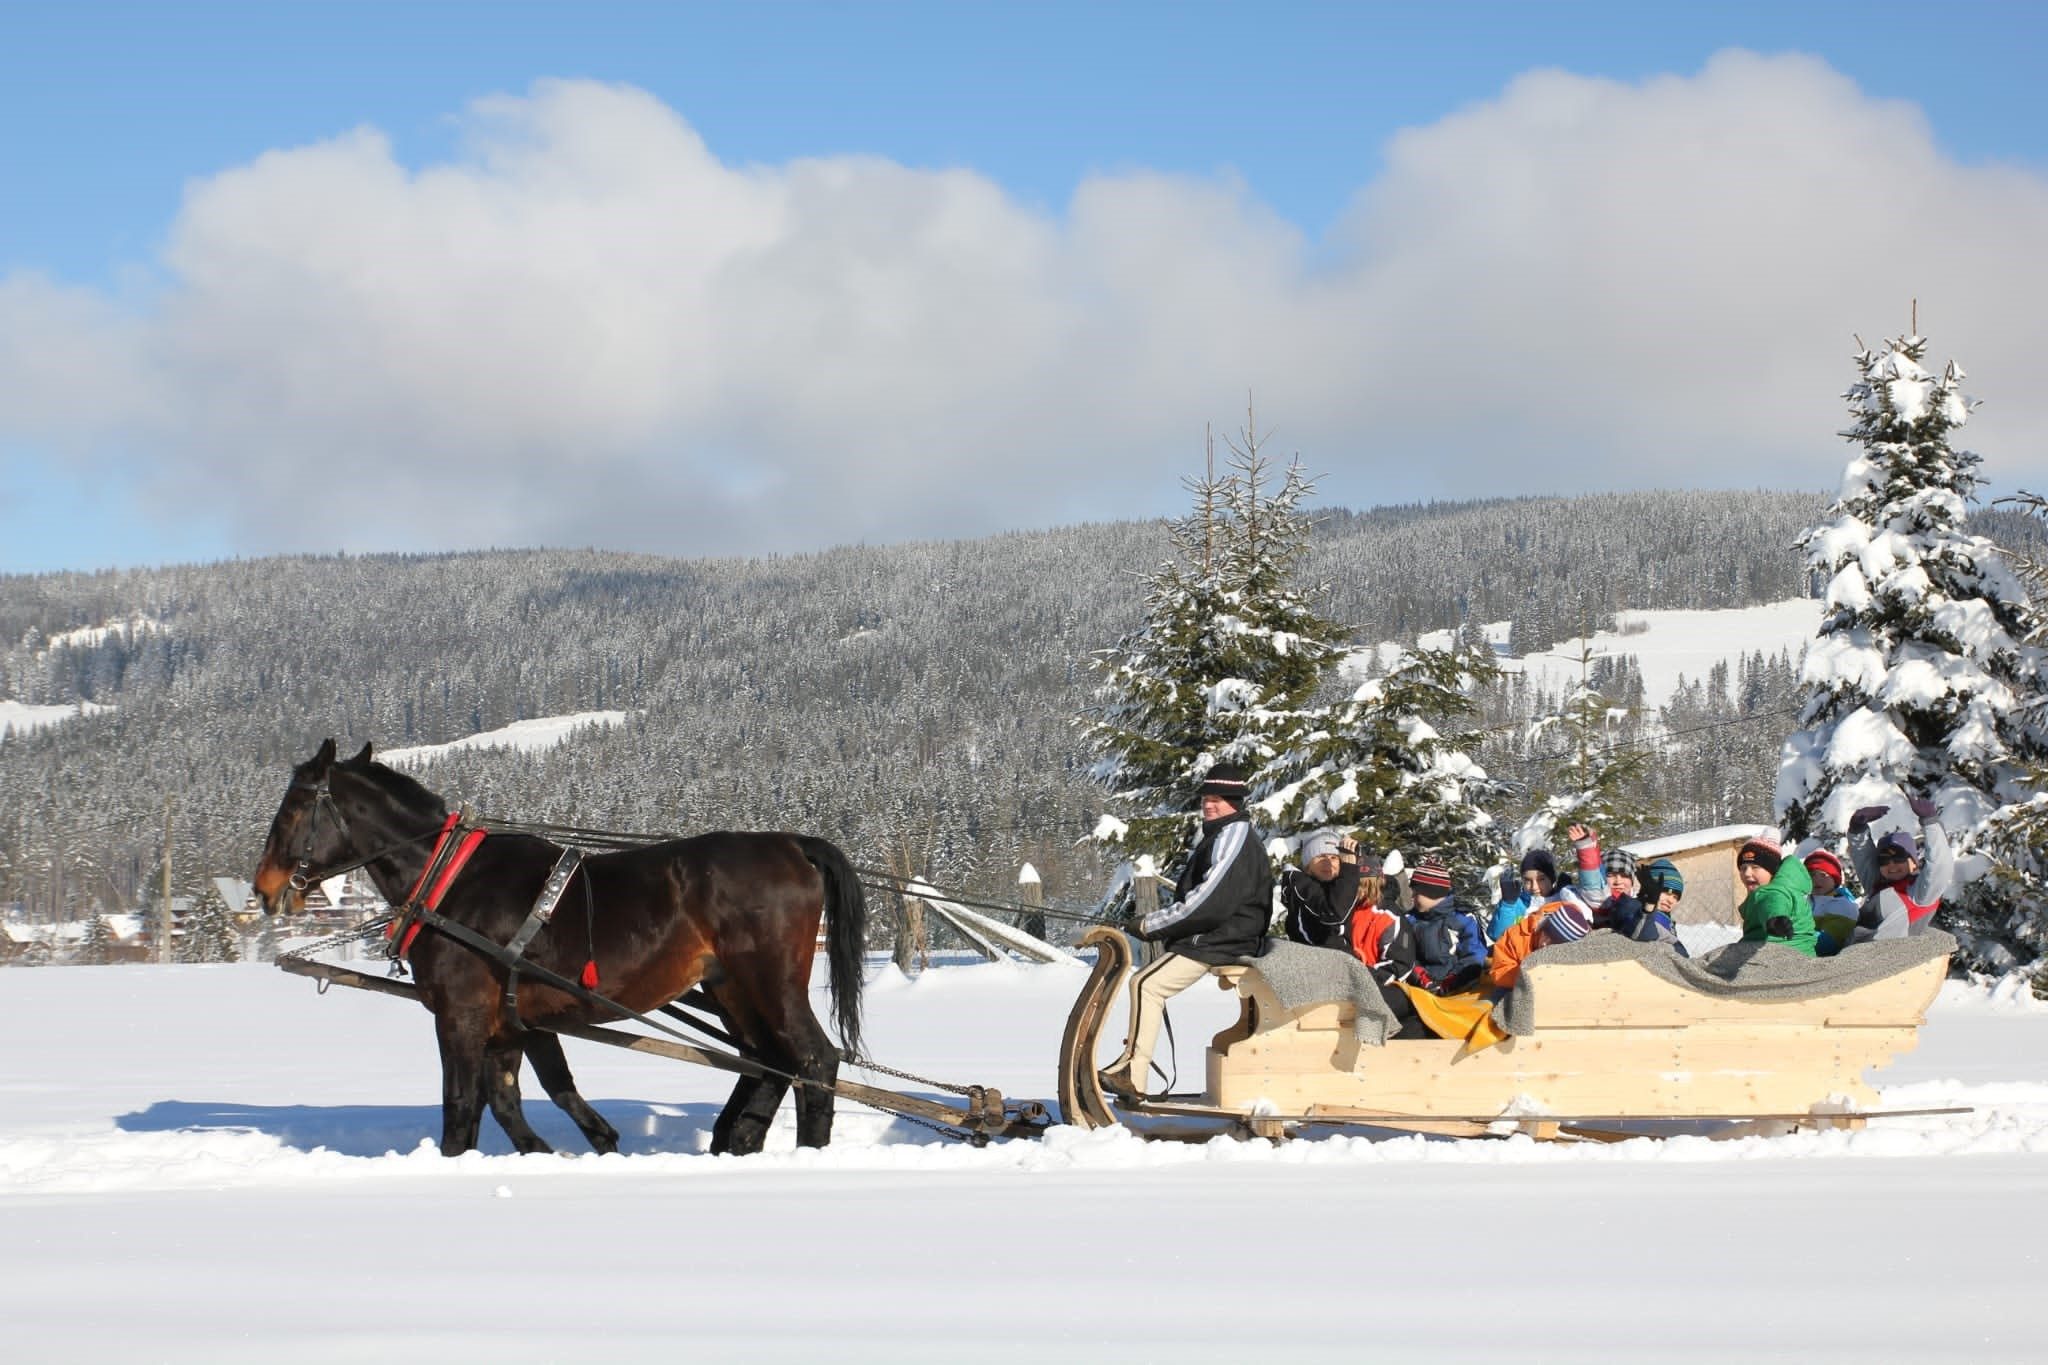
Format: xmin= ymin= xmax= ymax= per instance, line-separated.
xmin=1540 ymin=889 xmax=1595 ymax=943
xmin=1410 ymin=856 xmax=1454 ymax=896
xmin=1195 ymin=763 xmax=1250 ymax=807
xmin=1603 ymin=848 xmax=1639 ymax=882
xmin=1737 ymin=838 xmax=1783 ymax=875
xmin=1641 ymin=857 xmax=1684 ymax=898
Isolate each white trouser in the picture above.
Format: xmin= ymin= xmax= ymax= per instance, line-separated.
xmin=1111 ymin=950 xmax=1212 ymax=1080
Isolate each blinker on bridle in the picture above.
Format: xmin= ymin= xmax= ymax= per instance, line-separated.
xmin=285 ymin=773 xmax=344 ymax=893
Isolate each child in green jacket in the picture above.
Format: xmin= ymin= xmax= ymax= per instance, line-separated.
xmin=1735 ymin=838 xmax=1818 ymax=956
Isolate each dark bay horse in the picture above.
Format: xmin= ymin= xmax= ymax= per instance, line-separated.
xmin=254 ymin=740 xmax=867 ymax=1157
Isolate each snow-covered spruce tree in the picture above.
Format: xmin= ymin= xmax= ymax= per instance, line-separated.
xmin=177 ymin=889 xmax=241 ymax=964
xmin=76 ymin=914 xmax=115 ymax=966
xmin=1775 ymin=336 xmax=2048 ymax=966
xmin=1511 ymin=639 xmax=1659 ymax=853
xmin=1086 ymin=426 xmax=1344 ymax=870
xmin=1973 ymin=491 xmax=2048 ymax=983
xmin=1259 ymin=638 xmax=1507 ymax=896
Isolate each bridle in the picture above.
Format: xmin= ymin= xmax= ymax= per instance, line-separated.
xmin=280 ymin=770 xmax=450 ymax=894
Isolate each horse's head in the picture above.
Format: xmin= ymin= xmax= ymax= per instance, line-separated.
xmin=253 ymin=738 xmax=358 ymax=915
xmin=255 ymin=739 xmax=450 ymax=915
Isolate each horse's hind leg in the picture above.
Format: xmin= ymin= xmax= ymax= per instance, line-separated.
xmin=705 ymin=994 xmax=792 ymax=1156
xmin=521 ymin=1031 xmax=619 ymax=1154
xmin=482 ymin=1038 xmax=553 ymax=1155
xmin=786 ymin=1007 xmax=840 ymax=1149
xmin=710 ymin=1074 xmax=759 ymax=1152
xmin=711 ymin=1073 xmax=789 ymax=1156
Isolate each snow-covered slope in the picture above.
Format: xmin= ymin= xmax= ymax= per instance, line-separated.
xmin=0 ymin=697 xmax=109 ymax=741
xmin=1416 ymin=597 xmax=1822 ymax=711
xmin=378 ymin=710 xmax=630 ymax=765
xmin=1 ymin=955 xmax=2045 ymax=1360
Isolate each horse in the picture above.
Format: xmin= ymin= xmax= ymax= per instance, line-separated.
xmin=253 ymin=739 xmax=867 ymax=1157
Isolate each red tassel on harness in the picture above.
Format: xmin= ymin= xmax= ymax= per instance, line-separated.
xmin=580 ymin=960 xmax=599 ymax=989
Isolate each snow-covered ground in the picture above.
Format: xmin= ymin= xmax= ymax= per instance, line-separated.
xmin=378 ymin=710 xmax=630 ymax=765
xmin=0 ymin=697 xmax=109 ymax=741
xmin=0 ymin=619 xmax=158 ymax=741
xmin=3 ymin=950 xmax=2047 ymax=1361
xmin=1414 ymin=597 xmax=1823 ymax=711
xmin=42 ymin=616 xmax=162 ymax=652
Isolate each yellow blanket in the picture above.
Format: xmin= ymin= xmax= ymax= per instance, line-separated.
xmin=1399 ymin=983 xmax=1510 ymax=1055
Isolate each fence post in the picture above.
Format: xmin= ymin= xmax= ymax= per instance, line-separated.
xmin=1018 ymin=863 xmax=1045 ymax=943
xmin=1133 ymin=872 xmax=1162 ymax=966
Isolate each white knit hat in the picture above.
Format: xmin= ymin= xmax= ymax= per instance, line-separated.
xmin=1302 ymin=830 xmax=1342 ymax=861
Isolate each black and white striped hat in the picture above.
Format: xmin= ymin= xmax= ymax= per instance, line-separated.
xmin=1195 ymin=763 xmax=1250 ymax=805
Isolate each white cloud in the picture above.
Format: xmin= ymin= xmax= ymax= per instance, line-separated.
xmin=2 ymin=55 xmax=2045 ymax=559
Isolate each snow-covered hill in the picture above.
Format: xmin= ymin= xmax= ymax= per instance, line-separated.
xmin=0 ymin=697 xmax=108 ymax=741
xmin=3 ymin=954 xmax=2045 ymax=1360
xmin=1416 ymin=597 xmax=1822 ymax=711
xmin=378 ymin=710 xmax=631 ymax=766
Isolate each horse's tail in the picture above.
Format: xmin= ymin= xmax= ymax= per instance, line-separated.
xmin=797 ymin=835 xmax=867 ymax=1060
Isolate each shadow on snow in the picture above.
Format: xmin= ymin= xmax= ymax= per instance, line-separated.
xmin=114 ymin=1095 xmax=952 ymax=1157
xmin=116 ymin=1098 xmax=727 ymax=1158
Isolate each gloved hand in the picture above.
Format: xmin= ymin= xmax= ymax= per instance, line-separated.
xmin=1765 ymin=916 xmax=1794 ymax=939
xmin=1908 ymin=797 xmax=1940 ymax=821
xmin=1126 ymin=900 xmax=1164 ymax=939
xmin=1848 ymin=805 xmax=1890 ymax=832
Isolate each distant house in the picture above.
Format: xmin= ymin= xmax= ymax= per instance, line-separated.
xmin=2 ymin=911 xmax=154 ymax=963
xmin=1622 ymin=824 xmax=1775 ymax=927
xmin=221 ymin=869 xmax=388 ymax=928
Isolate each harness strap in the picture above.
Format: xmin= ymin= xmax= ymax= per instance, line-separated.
xmin=408 ymin=907 xmax=784 ymax=1080
xmin=402 ymin=812 xmax=466 ymax=902
xmin=499 ymin=847 xmax=586 ymax=1033
xmin=386 ymin=813 xmax=484 ymax=961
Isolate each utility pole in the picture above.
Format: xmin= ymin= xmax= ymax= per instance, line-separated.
xmin=159 ymin=799 xmax=173 ymax=964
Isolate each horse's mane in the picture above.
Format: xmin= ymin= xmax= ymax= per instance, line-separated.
xmin=340 ymin=752 xmax=449 ymax=820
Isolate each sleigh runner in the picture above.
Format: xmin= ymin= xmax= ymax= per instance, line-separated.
xmin=1058 ymin=926 xmax=1958 ymax=1139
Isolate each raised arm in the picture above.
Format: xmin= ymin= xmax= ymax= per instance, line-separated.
xmin=1909 ymin=802 xmax=1955 ymax=904
xmin=1847 ymin=805 xmax=1889 ymax=890
xmin=1568 ymin=823 xmax=1608 ymax=901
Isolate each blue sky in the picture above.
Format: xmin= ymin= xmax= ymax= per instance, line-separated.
xmin=4 ymin=1 xmax=2047 ymax=574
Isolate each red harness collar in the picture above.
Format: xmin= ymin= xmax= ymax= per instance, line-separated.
xmin=387 ymin=812 xmax=487 ymax=959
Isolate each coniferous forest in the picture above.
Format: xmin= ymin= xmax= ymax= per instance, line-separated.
xmin=3 ymin=488 xmax=2040 ymax=934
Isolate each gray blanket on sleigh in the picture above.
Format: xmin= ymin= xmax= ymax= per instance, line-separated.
xmin=1489 ymin=928 xmax=1956 ymax=1037
xmin=1235 ymin=940 xmax=1400 ymax=1047
xmin=1232 ymin=930 xmax=1953 ymax=1048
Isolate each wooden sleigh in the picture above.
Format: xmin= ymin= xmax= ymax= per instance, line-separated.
xmin=1057 ymin=926 xmax=1960 ymax=1142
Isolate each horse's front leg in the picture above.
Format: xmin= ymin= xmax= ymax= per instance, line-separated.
xmin=483 ymin=1037 xmax=553 ymax=1155
xmin=434 ymin=1011 xmax=489 ymax=1156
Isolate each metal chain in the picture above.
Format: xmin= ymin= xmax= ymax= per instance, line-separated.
xmin=276 ymin=914 xmax=395 ymax=965
xmin=839 ymin=1089 xmax=976 ymax=1145
xmin=840 ymin=1050 xmax=981 ymax=1099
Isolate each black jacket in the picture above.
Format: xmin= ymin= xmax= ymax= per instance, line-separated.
xmin=1138 ymin=810 xmax=1273 ymax=965
xmin=1280 ymin=862 xmax=1362 ymax=949
xmin=1404 ymin=896 xmax=1487 ymax=991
